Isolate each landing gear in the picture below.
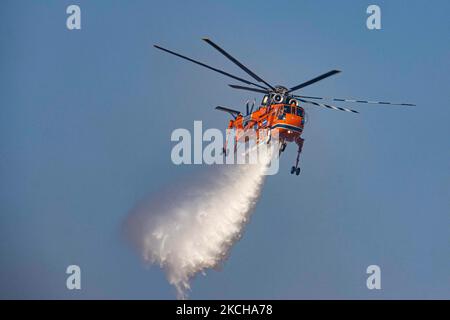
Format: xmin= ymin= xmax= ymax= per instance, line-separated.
xmin=279 ymin=142 xmax=287 ymax=155
xmin=290 ymin=166 xmax=301 ymax=175
xmin=290 ymin=138 xmax=304 ymax=176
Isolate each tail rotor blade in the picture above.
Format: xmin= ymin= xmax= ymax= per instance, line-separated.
xmin=250 ymin=99 xmax=256 ymax=114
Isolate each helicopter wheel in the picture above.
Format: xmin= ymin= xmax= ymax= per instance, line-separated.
xmin=295 ymin=167 xmax=301 ymax=175
xmin=290 ymin=166 xmax=295 ymax=174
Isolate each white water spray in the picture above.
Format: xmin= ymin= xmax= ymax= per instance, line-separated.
xmin=125 ymin=144 xmax=276 ymax=299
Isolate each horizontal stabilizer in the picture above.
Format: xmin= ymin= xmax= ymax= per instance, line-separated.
xmin=215 ymin=106 xmax=242 ymax=118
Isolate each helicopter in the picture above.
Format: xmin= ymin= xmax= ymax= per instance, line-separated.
xmin=154 ymin=38 xmax=415 ymax=175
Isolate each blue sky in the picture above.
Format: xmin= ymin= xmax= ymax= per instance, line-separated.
xmin=1 ymin=0 xmax=449 ymax=299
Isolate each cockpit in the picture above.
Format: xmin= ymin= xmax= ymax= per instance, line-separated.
xmin=283 ymin=104 xmax=305 ymax=117
xmin=261 ymin=94 xmax=305 ymax=117
xmin=261 ymin=94 xmax=299 ymax=106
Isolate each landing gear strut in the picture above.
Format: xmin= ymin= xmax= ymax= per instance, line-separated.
xmin=279 ymin=142 xmax=287 ymax=155
xmin=290 ymin=138 xmax=304 ymax=176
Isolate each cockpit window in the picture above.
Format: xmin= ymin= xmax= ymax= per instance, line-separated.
xmin=284 ymin=105 xmax=291 ymax=114
xmin=296 ymin=107 xmax=304 ymax=117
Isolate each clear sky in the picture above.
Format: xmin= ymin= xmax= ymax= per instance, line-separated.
xmin=1 ymin=0 xmax=449 ymax=299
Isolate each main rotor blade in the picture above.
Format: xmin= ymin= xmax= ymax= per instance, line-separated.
xmin=298 ymin=98 xmax=359 ymax=114
xmin=288 ymin=70 xmax=341 ymax=93
xmin=202 ymin=38 xmax=275 ymax=90
xmin=293 ymin=95 xmax=415 ymax=106
xmin=154 ymin=45 xmax=268 ymax=90
xmin=229 ymin=84 xmax=269 ymax=94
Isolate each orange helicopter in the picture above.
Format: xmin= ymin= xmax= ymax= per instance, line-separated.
xmin=154 ymin=38 xmax=415 ymax=175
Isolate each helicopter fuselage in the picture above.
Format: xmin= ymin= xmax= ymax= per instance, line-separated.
xmin=227 ymin=102 xmax=305 ymax=145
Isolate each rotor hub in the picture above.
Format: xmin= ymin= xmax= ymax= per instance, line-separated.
xmin=273 ymin=85 xmax=288 ymax=94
